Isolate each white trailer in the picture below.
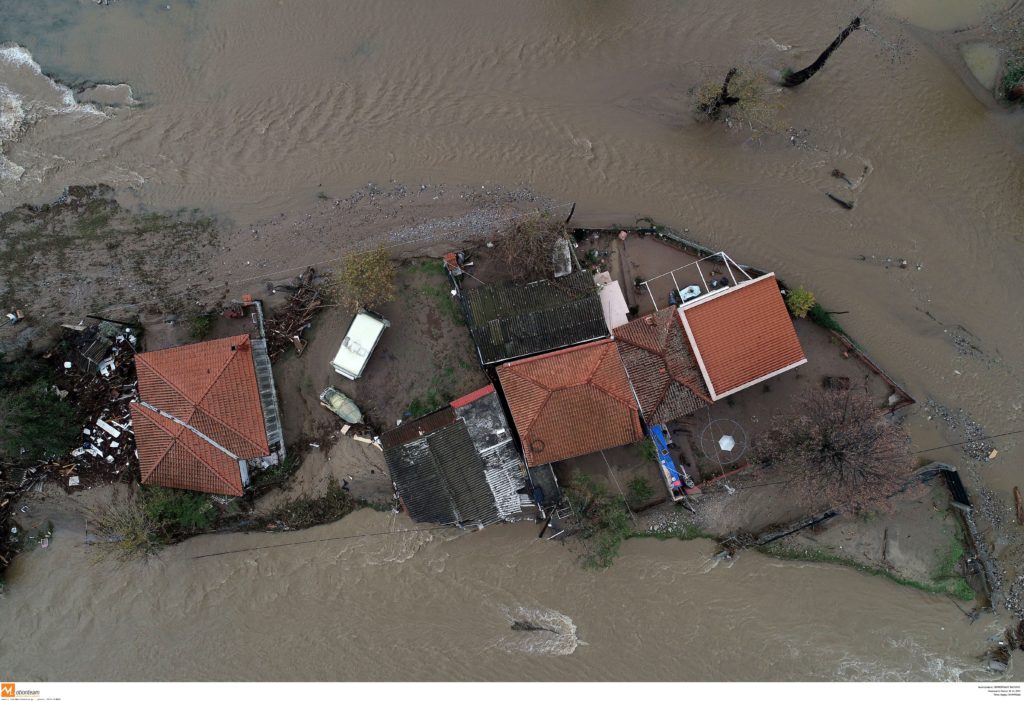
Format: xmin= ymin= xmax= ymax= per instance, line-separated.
xmin=330 ymin=311 xmax=390 ymax=380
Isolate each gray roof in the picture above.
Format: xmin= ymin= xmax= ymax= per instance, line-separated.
xmin=383 ymin=386 xmax=527 ymax=526
xmin=461 ymin=270 xmax=608 ymax=365
xmin=384 ymin=421 xmax=500 ymax=526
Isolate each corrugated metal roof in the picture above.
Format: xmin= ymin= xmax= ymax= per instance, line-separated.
xmin=679 ymin=274 xmax=806 ymax=399
xmin=462 ymin=270 xmax=608 ymax=365
xmin=614 ymin=308 xmax=711 ymax=425
xmin=497 ymin=339 xmax=643 ymax=467
xmin=384 ymin=421 xmax=500 ymax=526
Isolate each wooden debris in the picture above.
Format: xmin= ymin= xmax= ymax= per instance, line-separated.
xmin=1014 ymin=486 xmax=1023 ymax=527
xmin=826 ymin=192 xmax=854 ymax=210
xmin=264 ymin=267 xmax=326 ymax=362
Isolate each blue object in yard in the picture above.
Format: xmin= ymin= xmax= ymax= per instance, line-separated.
xmin=649 ymin=425 xmax=681 ymax=488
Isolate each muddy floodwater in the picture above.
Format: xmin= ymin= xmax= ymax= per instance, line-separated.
xmin=1 ymin=0 xmax=1023 ymax=682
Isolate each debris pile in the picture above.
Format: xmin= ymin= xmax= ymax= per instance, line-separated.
xmin=51 ymin=322 xmax=141 ymax=489
xmin=264 ymin=267 xmax=326 ymax=361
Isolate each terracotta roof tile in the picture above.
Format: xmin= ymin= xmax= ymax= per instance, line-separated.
xmin=131 ymin=335 xmax=268 ymax=496
xmin=497 ymin=340 xmax=643 ymax=466
xmin=679 ymin=274 xmax=806 ymax=399
xmin=614 ymin=308 xmax=711 ymax=424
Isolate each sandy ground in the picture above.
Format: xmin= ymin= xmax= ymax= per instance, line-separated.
xmin=0 ymin=182 xmax=553 ymax=355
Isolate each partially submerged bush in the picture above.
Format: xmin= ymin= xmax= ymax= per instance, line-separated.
xmin=257 ymin=477 xmax=359 ymax=530
xmin=335 ymin=245 xmax=396 ymax=311
xmin=785 ymin=286 xmax=816 ymax=318
xmin=566 ymin=474 xmax=632 ymax=569
xmin=88 ymin=493 xmax=163 ymax=562
xmin=692 ymin=68 xmax=782 ymax=132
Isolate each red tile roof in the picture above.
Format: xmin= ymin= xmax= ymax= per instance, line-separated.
xmin=130 ymin=335 xmax=269 ymax=496
xmin=679 ymin=274 xmax=806 ymax=400
xmin=614 ymin=308 xmax=711 ymax=424
xmin=497 ymin=339 xmax=643 ymax=467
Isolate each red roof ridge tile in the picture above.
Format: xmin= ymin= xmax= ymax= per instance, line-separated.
xmin=450 ymin=384 xmax=495 ymax=408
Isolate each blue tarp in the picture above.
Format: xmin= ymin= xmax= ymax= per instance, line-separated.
xmin=649 ymin=425 xmax=681 ymax=488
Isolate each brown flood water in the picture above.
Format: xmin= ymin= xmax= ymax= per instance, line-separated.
xmin=1 ymin=0 xmax=1023 ymax=681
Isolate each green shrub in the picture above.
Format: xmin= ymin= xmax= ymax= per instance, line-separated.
xmin=0 ymin=377 xmax=81 ymax=461
xmin=808 ymin=302 xmax=847 ymax=336
xmin=785 ymin=286 xmax=816 ymax=318
xmin=640 ymin=440 xmax=657 ymax=462
xmin=188 ymin=313 xmax=214 ymax=340
xmin=335 ymin=245 xmax=396 ymax=311
xmin=143 ymin=487 xmax=218 ymax=531
xmin=626 ymin=477 xmax=654 ymax=507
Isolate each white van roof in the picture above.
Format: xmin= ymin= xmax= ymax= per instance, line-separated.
xmin=331 ymin=312 xmax=387 ymax=378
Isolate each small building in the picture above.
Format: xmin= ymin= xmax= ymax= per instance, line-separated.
xmin=381 ymin=385 xmax=527 ymax=527
xmin=497 ymin=339 xmax=643 ymax=467
xmin=129 ymin=334 xmax=283 ymax=496
xmin=460 ymin=269 xmax=608 ymax=366
xmin=594 ymin=271 xmax=629 ymax=332
xmin=614 ymin=308 xmax=711 ymax=425
xmin=678 ymin=273 xmax=806 ymax=401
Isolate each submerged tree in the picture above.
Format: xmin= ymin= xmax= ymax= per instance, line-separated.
xmin=692 ymin=67 xmax=782 ymax=131
xmin=334 ymin=245 xmax=396 ymax=311
xmin=780 ymin=17 xmax=862 ymax=88
xmin=755 ymin=388 xmax=914 ymax=513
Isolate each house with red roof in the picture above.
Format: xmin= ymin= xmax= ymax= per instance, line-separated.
xmin=496 ymin=339 xmax=644 ymax=467
xmin=678 ymin=273 xmax=807 ymax=401
xmin=614 ymin=308 xmax=712 ymax=425
xmin=129 ymin=334 xmax=283 ymax=496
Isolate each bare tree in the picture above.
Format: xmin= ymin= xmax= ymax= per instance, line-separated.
xmin=493 ymin=215 xmax=568 ymax=282
xmin=780 ymin=17 xmax=862 ymax=88
xmin=755 ymin=388 xmax=914 ymax=512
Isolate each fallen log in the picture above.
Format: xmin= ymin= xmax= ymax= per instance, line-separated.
xmin=1014 ymin=486 xmax=1023 ymax=526
xmin=826 ymin=192 xmax=854 ymax=210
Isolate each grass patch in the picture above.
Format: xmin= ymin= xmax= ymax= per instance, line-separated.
xmin=759 ymin=542 xmax=975 ymax=601
xmin=407 ymin=388 xmax=446 ymax=417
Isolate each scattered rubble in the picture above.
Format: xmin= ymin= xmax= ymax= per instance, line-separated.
xmin=46 ymin=321 xmax=141 ymax=490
